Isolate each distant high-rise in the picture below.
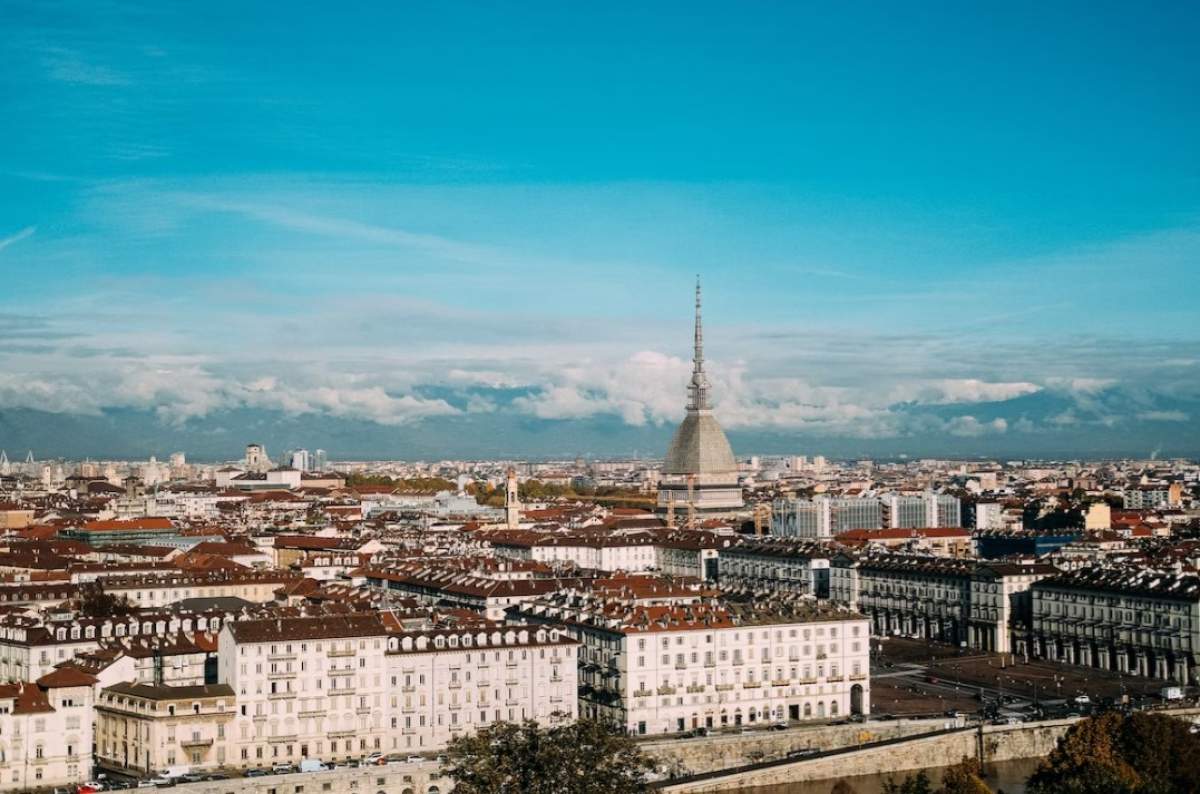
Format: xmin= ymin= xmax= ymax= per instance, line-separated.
xmin=772 ymin=496 xmax=884 ymax=539
xmin=314 ymin=449 xmax=328 ymax=472
xmin=290 ymin=449 xmax=312 ymax=472
xmin=883 ymin=492 xmax=962 ymax=528
xmin=657 ymin=279 xmax=743 ymax=515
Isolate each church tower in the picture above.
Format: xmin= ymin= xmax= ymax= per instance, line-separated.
xmin=505 ymin=467 xmax=522 ymax=529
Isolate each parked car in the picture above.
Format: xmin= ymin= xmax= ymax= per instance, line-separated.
xmin=244 ymin=769 xmax=270 ymax=778
xmin=406 ymin=755 xmax=425 ymax=764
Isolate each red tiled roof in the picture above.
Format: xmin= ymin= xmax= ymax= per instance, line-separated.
xmin=37 ymin=667 xmax=98 ymax=688
xmin=81 ymin=518 xmax=174 ymax=531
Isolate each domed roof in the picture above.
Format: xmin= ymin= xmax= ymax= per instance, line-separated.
xmin=663 ymin=411 xmax=738 ymax=476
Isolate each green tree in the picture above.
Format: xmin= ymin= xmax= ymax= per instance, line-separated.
xmin=882 ymin=759 xmax=988 ymax=794
xmin=77 ymin=582 xmax=137 ymax=618
xmin=443 ymin=717 xmax=657 ymax=794
xmin=882 ymin=770 xmax=934 ymax=794
xmin=1027 ymin=711 xmax=1200 ymax=794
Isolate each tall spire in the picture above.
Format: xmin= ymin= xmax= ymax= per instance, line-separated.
xmin=688 ymin=276 xmax=711 ymax=411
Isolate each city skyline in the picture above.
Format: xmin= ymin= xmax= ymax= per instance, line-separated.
xmin=2 ymin=2 xmax=1199 ymax=459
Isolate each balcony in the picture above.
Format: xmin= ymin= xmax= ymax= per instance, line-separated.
xmin=771 ymin=679 xmax=791 ymax=687
xmin=268 ymin=690 xmax=296 ymax=700
xmin=743 ymin=681 xmax=762 ymax=689
xmin=267 ymin=670 xmax=296 ymax=680
xmin=180 ymin=737 xmax=213 ymax=748
xmin=798 ymin=676 xmax=817 ymax=685
xmin=328 ymin=648 xmax=356 ymax=658
xmin=714 ymin=684 xmax=734 ymax=692
xmin=849 ymin=673 xmax=868 ymax=681
xmin=268 ymin=653 xmax=296 ymax=662
xmin=674 ymin=662 xmax=688 ymax=670
xmin=656 ymin=686 xmax=677 ymax=695
xmin=632 ymin=689 xmax=653 ymax=698
xmin=685 ymin=685 xmax=706 ymax=694
xmin=329 ymin=668 xmax=355 ymax=677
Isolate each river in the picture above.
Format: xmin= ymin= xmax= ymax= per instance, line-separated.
xmin=736 ymin=758 xmax=1042 ymax=794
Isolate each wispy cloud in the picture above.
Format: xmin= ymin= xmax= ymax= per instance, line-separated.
xmin=0 ymin=226 xmax=36 ymax=253
xmin=39 ymin=46 xmax=131 ymax=86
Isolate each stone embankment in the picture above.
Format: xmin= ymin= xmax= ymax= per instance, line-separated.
xmin=655 ymin=708 xmax=1200 ymax=792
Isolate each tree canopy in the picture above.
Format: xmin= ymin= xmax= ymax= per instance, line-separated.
xmin=1027 ymin=711 xmax=1200 ymax=794
xmin=883 ymin=759 xmax=989 ymax=794
xmin=443 ymin=717 xmax=657 ymax=794
xmin=76 ymin=581 xmax=137 ymax=618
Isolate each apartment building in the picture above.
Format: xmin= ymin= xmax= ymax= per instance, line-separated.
xmin=0 ymin=612 xmax=227 ymax=681
xmin=832 ymin=554 xmax=1054 ymax=653
xmin=771 ymin=497 xmax=883 ymax=540
xmin=0 ymin=668 xmax=97 ymax=790
xmin=489 ymin=530 xmax=661 ymax=571
xmin=94 ymin=683 xmax=235 ymax=775
xmin=1030 ymin=568 xmax=1200 ymax=684
xmin=514 ymin=592 xmax=870 ymax=736
xmin=718 ymin=539 xmax=833 ymax=597
xmin=217 ymin=613 xmax=578 ymax=767
xmin=882 ymin=493 xmax=962 ymax=529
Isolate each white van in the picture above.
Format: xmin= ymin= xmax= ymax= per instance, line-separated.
xmin=300 ymin=759 xmax=327 ymax=773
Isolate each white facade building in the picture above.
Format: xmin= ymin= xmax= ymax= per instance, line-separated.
xmin=218 ymin=614 xmax=578 ymax=768
xmin=516 ymin=593 xmax=870 ymax=735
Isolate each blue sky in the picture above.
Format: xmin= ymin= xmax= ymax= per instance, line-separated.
xmin=1 ymin=1 xmax=1198 ymax=458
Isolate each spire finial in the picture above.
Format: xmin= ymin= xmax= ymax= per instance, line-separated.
xmin=688 ymin=276 xmax=710 ymax=411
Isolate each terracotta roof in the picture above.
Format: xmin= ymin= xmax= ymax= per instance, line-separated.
xmin=0 ymin=682 xmax=55 ymax=714
xmin=37 ymin=667 xmax=98 ymax=688
xmin=227 ymin=614 xmax=387 ymax=643
xmin=104 ymin=682 xmax=234 ymax=701
xmin=80 ymin=518 xmax=174 ymax=532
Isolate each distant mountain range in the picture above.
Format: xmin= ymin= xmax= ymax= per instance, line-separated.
xmin=1 ymin=384 xmax=1196 ymax=461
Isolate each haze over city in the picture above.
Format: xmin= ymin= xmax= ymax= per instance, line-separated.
xmin=3 ymin=2 xmax=1199 ymax=460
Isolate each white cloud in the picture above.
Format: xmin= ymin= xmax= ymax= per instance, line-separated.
xmin=893 ymin=379 xmax=1041 ymax=405
xmin=946 ymin=416 xmax=1008 ymax=437
xmin=1137 ymin=410 xmax=1189 ymax=422
xmin=1045 ymin=377 xmax=1117 ymax=394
